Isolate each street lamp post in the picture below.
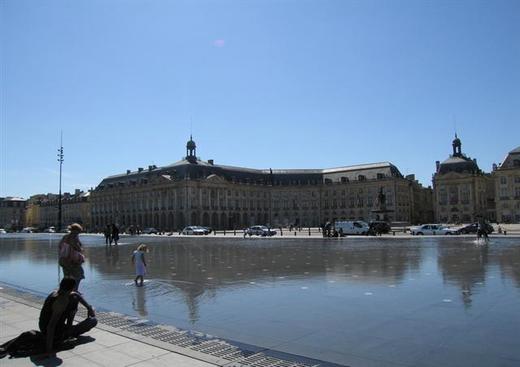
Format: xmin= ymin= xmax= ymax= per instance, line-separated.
xmin=57 ymin=134 xmax=64 ymax=231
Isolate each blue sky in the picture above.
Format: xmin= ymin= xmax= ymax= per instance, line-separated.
xmin=1 ymin=0 xmax=519 ymax=198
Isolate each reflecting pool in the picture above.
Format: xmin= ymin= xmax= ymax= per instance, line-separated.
xmin=1 ymin=234 xmax=520 ymax=367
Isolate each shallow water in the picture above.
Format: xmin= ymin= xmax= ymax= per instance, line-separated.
xmin=1 ymin=233 xmax=520 ymax=366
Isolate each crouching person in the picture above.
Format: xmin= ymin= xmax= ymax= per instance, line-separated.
xmin=1 ymin=278 xmax=97 ymax=359
xmin=40 ymin=278 xmax=97 ymax=356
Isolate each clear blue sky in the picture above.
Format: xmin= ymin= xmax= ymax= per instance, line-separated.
xmin=1 ymin=0 xmax=519 ymax=198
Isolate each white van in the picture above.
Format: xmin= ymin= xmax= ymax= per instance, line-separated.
xmin=334 ymin=221 xmax=370 ymax=235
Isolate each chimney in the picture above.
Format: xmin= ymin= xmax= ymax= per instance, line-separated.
xmin=492 ymin=163 xmax=497 ymax=171
xmin=473 ymin=158 xmax=477 ymax=164
xmin=148 ymin=165 xmax=154 ymax=171
xmin=208 ymin=159 xmax=214 ymax=165
xmin=75 ymin=189 xmax=80 ymax=195
xmin=138 ymin=167 xmax=143 ymax=172
xmin=126 ymin=169 xmax=131 ymax=175
xmin=435 ymin=161 xmax=440 ymax=172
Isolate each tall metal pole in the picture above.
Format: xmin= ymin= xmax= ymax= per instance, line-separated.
xmin=57 ymin=132 xmax=64 ymax=231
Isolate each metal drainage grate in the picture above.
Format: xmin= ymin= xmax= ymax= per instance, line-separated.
xmin=0 ymin=284 xmax=347 ymax=367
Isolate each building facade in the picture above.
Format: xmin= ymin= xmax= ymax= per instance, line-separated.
xmin=0 ymin=197 xmax=26 ymax=230
xmin=493 ymin=147 xmax=520 ymax=223
xmin=38 ymin=190 xmax=91 ymax=230
xmin=90 ymin=138 xmax=433 ymax=231
xmin=433 ymin=135 xmax=495 ymax=223
xmin=24 ymin=194 xmax=52 ymax=229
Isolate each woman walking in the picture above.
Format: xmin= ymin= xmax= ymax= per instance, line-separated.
xmin=58 ymin=223 xmax=85 ymax=291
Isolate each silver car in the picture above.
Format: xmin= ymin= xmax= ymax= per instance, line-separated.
xmin=182 ymin=226 xmax=206 ymax=235
xmin=246 ymin=225 xmax=277 ymax=237
xmin=410 ymin=224 xmax=459 ymax=235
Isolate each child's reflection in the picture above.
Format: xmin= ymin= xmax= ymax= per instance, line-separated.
xmin=132 ymin=285 xmax=147 ymax=317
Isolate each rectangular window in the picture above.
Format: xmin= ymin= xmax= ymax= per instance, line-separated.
xmin=460 ymin=186 xmax=470 ymax=205
xmin=449 ymin=186 xmax=459 ymax=205
xmin=439 ymin=188 xmax=447 ymax=205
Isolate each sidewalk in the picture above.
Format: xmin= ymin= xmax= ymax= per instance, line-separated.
xmin=0 ymin=290 xmax=215 ymax=367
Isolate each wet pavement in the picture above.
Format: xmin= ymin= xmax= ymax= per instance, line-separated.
xmin=1 ymin=233 xmax=520 ymax=366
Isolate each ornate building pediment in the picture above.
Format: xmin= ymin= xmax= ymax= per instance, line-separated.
xmin=205 ymin=174 xmax=226 ymax=183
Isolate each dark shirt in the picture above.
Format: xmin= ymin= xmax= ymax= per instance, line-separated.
xmin=38 ymin=291 xmax=78 ymax=339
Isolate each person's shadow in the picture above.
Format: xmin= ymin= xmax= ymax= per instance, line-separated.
xmin=9 ymin=335 xmax=95 ymax=366
xmin=29 ymin=355 xmax=63 ymax=366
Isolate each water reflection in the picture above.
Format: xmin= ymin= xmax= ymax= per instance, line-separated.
xmin=437 ymin=240 xmax=489 ymax=308
xmin=85 ymin=239 xmax=424 ymax=322
xmin=132 ymin=285 xmax=147 ymax=317
xmin=105 ymin=244 xmax=120 ymax=267
xmin=497 ymin=244 xmax=520 ymax=288
xmin=2 ymin=234 xmax=520 ymax=366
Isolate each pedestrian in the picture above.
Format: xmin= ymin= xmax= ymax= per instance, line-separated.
xmin=111 ymin=224 xmax=120 ymax=246
xmin=104 ymin=225 xmax=112 ymax=245
xmin=0 ymin=278 xmax=97 ymax=359
xmin=58 ymin=223 xmax=85 ymax=291
xmin=477 ymin=221 xmax=489 ymax=242
xmin=132 ymin=244 xmax=148 ymax=286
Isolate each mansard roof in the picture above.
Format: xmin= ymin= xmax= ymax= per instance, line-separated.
xmin=498 ymin=146 xmax=520 ymax=169
xmin=96 ymin=159 xmax=404 ymax=189
xmin=438 ymin=155 xmax=480 ymax=175
xmin=0 ymin=196 xmax=26 ymax=202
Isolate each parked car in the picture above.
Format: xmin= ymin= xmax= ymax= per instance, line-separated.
xmin=245 ymin=225 xmax=277 ymax=236
xmin=457 ymin=223 xmax=494 ymax=235
xmin=334 ymin=221 xmax=370 ymax=235
xmin=410 ymin=224 xmax=459 ymax=235
xmin=0 ymin=228 xmax=6 ymax=234
xmin=199 ymin=226 xmax=212 ymax=235
xmin=369 ymin=221 xmax=391 ymax=235
xmin=21 ymin=227 xmax=34 ymax=233
xmin=44 ymin=226 xmax=56 ymax=233
xmin=142 ymin=227 xmax=158 ymax=234
xmin=182 ymin=226 xmax=206 ymax=235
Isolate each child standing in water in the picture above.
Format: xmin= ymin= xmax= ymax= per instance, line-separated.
xmin=132 ymin=244 xmax=148 ymax=286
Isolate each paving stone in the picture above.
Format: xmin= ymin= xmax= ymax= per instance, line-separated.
xmin=85 ymin=329 xmax=134 ymax=347
xmin=0 ymin=321 xmax=20 ymax=339
xmin=109 ymin=340 xmax=171 ymax=360
xmin=127 ymin=353 xmax=216 ymax=367
xmin=80 ymin=348 xmax=144 ymax=367
xmin=59 ymin=354 xmax=106 ymax=366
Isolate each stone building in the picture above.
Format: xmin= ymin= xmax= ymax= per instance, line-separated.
xmin=24 ymin=194 xmax=53 ymax=229
xmin=90 ymin=137 xmax=433 ymax=231
xmin=493 ymin=147 xmax=520 ymax=223
xmin=38 ymin=190 xmax=91 ymax=230
xmin=433 ymin=135 xmax=495 ymax=223
xmin=0 ymin=197 xmax=26 ymax=230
